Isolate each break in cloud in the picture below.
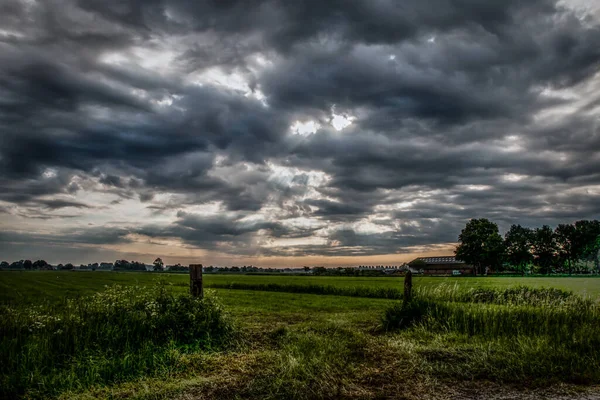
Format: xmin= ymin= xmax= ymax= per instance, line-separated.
xmin=1 ymin=0 xmax=600 ymax=266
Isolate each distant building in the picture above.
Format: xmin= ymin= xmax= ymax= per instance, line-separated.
xmin=409 ymin=256 xmax=473 ymax=276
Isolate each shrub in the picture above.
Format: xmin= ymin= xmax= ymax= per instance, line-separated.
xmin=0 ymin=284 xmax=237 ymax=399
xmin=381 ymin=300 xmax=431 ymax=331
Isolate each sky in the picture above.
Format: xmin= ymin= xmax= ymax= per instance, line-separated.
xmin=1 ymin=0 xmax=600 ymax=267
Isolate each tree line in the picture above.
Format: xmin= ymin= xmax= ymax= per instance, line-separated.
xmin=455 ymin=219 xmax=600 ymax=275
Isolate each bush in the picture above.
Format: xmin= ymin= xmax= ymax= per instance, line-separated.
xmin=0 ymin=284 xmax=237 ymax=399
xmin=381 ymin=300 xmax=430 ymax=331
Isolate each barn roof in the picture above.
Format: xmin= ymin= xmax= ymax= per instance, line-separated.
xmin=414 ymin=256 xmax=465 ymax=264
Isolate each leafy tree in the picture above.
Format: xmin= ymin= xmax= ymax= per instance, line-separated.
xmin=114 ymin=260 xmax=130 ymax=270
xmin=23 ymin=260 xmax=33 ymax=270
xmin=129 ymin=261 xmax=146 ymax=271
xmin=153 ymin=257 xmax=164 ymax=271
xmin=532 ymin=225 xmax=557 ymax=274
xmin=555 ymin=224 xmax=579 ymax=274
xmin=575 ymin=220 xmax=600 ymax=270
xmin=504 ymin=225 xmax=533 ymax=275
xmin=0 ymin=261 xmax=8 ymax=269
xmin=33 ymin=260 xmax=48 ymax=269
xmin=167 ymin=263 xmax=188 ymax=272
xmin=408 ymin=259 xmax=427 ymax=271
xmin=455 ymin=218 xmax=504 ymax=275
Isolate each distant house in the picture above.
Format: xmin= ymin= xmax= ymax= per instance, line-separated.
xmin=409 ymin=256 xmax=473 ymax=276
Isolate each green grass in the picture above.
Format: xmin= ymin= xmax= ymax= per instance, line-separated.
xmin=0 ymin=283 xmax=237 ymax=399
xmin=2 ymin=271 xmax=600 ymax=399
xmin=3 ymin=271 xmax=600 ymax=304
xmin=382 ymin=286 xmax=600 ymax=384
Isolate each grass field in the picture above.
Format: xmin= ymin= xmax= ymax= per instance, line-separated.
xmin=2 ymin=271 xmax=600 ymax=399
xmin=3 ymin=271 xmax=600 ymax=304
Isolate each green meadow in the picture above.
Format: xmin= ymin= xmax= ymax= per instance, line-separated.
xmin=2 ymin=271 xmax=600 ymax=399
xmin=3 ymin=271 xmax=600 ymax=304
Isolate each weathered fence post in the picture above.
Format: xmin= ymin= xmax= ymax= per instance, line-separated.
xmin=189 ymin=264 xmax=203 ymax=298
xmin=403 ymin=270 xmax=412 ymax=303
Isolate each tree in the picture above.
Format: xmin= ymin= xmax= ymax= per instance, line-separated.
xmin=455 ymin=218 xmax=504 ymax=275
xmin=114 ymin=260 xmax=130 ymax=270
xmin=33 ymin=260 xmax=48 ymax=270
xmin=555 ymin=224 xmax=579 ymax=274
xmin=532 ymin=225 xmax=557 ymax=274
xmin=129 ymin=261 xmax=146 ymax=271
xmin=575 ymin=220 xmax=600 ymax=271
xmin=504 ymin=225 xmax=533 ymax=275
xmin=23 ymin=260 xmax=33 ymax=270
xmin=408 ymin=259 xmax=427 ymax=271
xmin=153 ymin=257 xmax=164 ymax=271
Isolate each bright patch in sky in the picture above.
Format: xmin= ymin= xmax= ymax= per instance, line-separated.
xmin=502 ymin=173 xmax=527 ymax=182
xmin=291 ymin=120 xmax=320 ymax=136
xmin=42 ymin=168 xmax=57 ymax=178
xmin=267 ymin=163 xmax=330 ymax=190
xmin=330 ymin=113 xmax=354 ymax=131
xmin=353 ymin=220 xmax=394 ymax=234
xmin=462 ymin=185 xmax=492 ymax=191
xmin=156 ymin=96 xmax=174 ymax=107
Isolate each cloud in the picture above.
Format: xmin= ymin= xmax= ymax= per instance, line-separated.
xmin=36 ymin=199 xmax=94 ymax=210
xmin=0 ymin=0 xmax=599 ymax=264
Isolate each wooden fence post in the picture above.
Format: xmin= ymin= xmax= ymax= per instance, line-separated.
xmin=404 ymin=270 xmax=412 ymax=303
xmin=189 ymin=264 xmax=203 ymax=298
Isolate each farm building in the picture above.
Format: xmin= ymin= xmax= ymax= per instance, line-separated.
xmin=408 ymin=256 xmax=474 ymax=276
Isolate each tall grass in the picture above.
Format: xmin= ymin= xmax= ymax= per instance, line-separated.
xmin=205 ymin=282 xmax=404 ymax=299
xmin=418 ymin=284 xmax=585 ymax=307
xmin=205 ymin=281 xmax=586 ymax=308
xmin=383 ymin=286 xmax=597 ymax=337
xmin=382 ymin=286 xmax=600 ymax=383
xmin=0 ymin=284 xmax=237 ymax=399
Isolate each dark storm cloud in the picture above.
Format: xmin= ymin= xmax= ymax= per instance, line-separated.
xmin=36 ymin=199 xmax=93 ymax=210
xmin=73 ymin=0 xmax=559 ymax=51
xmin=1 ymin=0 xmax=600 ymax=261
xmin=0 ymin=227 xmax=131 ymax=246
